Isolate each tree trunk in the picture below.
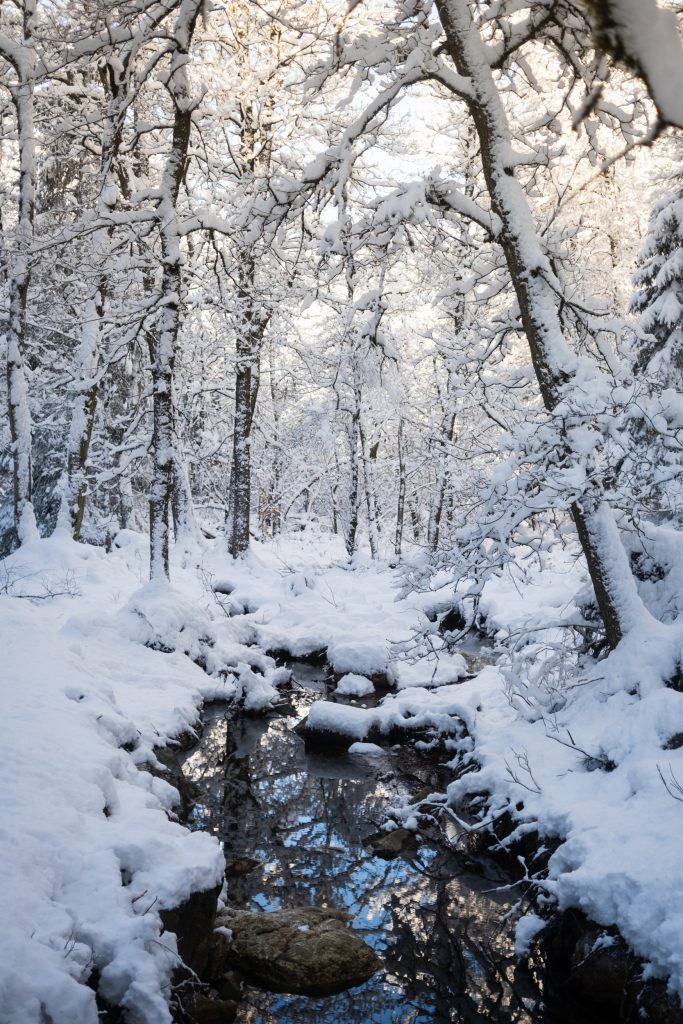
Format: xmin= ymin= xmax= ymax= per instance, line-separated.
xmin=408 ymin=496 xmax=421 ymax=542
xmin=224 ymin=90 xmax=270 ymax=559
xmin=428 ymin=366 xmax=457 ymax=552
xmin=57 ymin=294 xmax=102 ymax=539
xmin=5 ymin=0 xmax=38 ymax=546
xmin=148 ymin=0 xmax=202 ymax=580
xmin=227 ymin=332 xmax=255 ymax=557
xmin=172 ymin=460 xmax=197 ymax=552
xmin=58 ymin=61 xmax=130 ymax=540
xmin=357 ymin=395 xmax=379 ymax=559
xmin=435 ymin=0 xmax=646 ymax=647
xmin=227 ymin=256 xmax=264 ymax=558
xmin=345 ymin=409 xmax=361 ymax=558
xmin=395 ymin=418 xmax=406 ymax=557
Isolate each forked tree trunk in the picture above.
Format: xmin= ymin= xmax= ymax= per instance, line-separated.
xmin=435 ymin=0 xmax=646 ymax=647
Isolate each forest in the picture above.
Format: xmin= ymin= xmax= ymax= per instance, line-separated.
xmin=2 ymin=1 xmax=683 ymax=1022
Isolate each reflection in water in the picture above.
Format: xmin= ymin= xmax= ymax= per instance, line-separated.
xmin=181 ymin=663 xmax=549 ymax=1023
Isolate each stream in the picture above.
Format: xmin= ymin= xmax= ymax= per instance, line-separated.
xmin=181 ymin=658 xmax=557 ymax=1024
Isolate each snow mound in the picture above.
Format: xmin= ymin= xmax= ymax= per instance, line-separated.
xmin=348 ymin=741 xmax=385 ymax=755
xmin=389 ymin=650 xmax=468 ymax=689
xmin=327 ymin=641 xmax=387 ymax=676
xmin=334 ymin=673 xmax=375 ymax=696
xmin=446 ymin=551 xmax=683 ymax=999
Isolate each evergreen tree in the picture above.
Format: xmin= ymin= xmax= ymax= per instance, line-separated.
xmin=631 ymin=182 xmax=683 ymax=380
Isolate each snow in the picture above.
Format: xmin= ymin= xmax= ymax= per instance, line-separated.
xmin=306 ymin=681 xmax=474 ymax=749
xmin=442 ymin=548 xmax=683 ymax=998
xmin=348 ymin=741 xmax=385 ymax=755
xmin=515 ymin=914 xmax=546 ymax=956
xmin=0 ymin=533 xmax=283 ymax=1024
xmin=199 ymin=531 xmax=467 ymax=690
xmin=607 ymin=0 xmax=683 ymax=129
xmin=334 ymin=672 xmax=375 ymax=696
xmin=389 ymin=650 xmax=468 ymax=689
xmin=5 ymin=527 xmax=683 ymax=1013
xmin=307 ymin=700 xmax=376 ymax=741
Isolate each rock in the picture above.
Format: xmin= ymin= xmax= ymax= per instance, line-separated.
xmin=208 ymin=929 xmax=233 ymax=982
xmin=366 ymin=828 xmax=416 ymax=859
xmin=159 ymin=883 xmax=221 ymax=978
xmin=540 ymin=910 xmax=683 ymax=1024
xmin=215 ymin=906 xmax=381 ymax=996
xmin=569 ymin=928 xmax=630 ymax=1006
xmin=181 ymin=991 xmax=237 ymax=1023
xmin=273 ymin=700 xmax=297 ymax=717
xmin=225 ymin=856 xmax=260 ymax=879
xmin=217 ymin=970 xmax=244 ymax=1002
xmin=413 ymin=784 xmax=439 ymax=804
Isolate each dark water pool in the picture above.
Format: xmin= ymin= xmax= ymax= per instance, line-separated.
xmin=181 ymin=662 xmax=551 ymax=1023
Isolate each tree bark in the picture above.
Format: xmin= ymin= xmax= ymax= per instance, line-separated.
xmin=345 ymin=406 xmax=361 ymax=558
xmin=57 ymin=290 xmax=102 ymax=540
xmin=395 ymin=418 xmax=406 ymax=556
xmin=148 ymin=0 xmax=202 ymax=580
xmin=5 ymin=0 xmax=38 ymax=546
xmin=428 ymin=363 xmax=457 ymax=552
xmin=225 ymin=94 xmax=270 ymax=559
xmin=227 ymin=327 xmax=256 ymax=557
xmin=357 ymin=377 xmax=379 ymax=560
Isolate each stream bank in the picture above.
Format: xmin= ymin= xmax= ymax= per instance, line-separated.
xmin=159 ymin=653 xmax=683 ymax=1024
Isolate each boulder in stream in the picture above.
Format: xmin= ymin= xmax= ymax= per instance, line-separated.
xmin=215 ymin=906 xmax=381 ymax=996
xmin=366 ymin=827 xmax=416 ymax=859
xmin=181 ymin=991 xmax=238 ymax=1023
xmin=225 ymin=856 xmax=260 ymax=879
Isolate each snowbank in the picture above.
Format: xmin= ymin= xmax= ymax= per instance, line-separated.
xmin=305 ymin=681 xmax=476 ymax=750
xmin=441 ymin=550 xmax=683 ymax=1000
xmin=0 ymin=533 xmax=282 ymax=1024
xmin=7 ymin=526 xmax=683 ymax=1014
xmin=200 ymin=531 xmax=468 ymax=687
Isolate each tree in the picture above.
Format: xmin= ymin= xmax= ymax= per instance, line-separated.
xmin=580 ymin=0 xmax=683 ymax=131
xmin=1 ymin=0 xmax=40 ymax=546
xmin=146 ymin=0 xmax=204 ymax=580
xmin=631 ymin=180 xmax=683 ymax=379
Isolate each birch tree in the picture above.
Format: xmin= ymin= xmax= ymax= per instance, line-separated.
xmin=1 ymin=0 xmax=39 ymax=545
xmin=147 ymin=0 xmax=204 ymax=580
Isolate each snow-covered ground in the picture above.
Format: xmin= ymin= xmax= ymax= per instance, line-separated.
xmin=0 ymin=529 xmax=448 ymax=1023
xmin=449 ymin=571 xmax=683 ymax=997
xmin=199 ymin=529 xmax=467 ymax=685
xmin=210 ymin=531 xmax=683 ymax=1001
xmin=0 ymin=531 xmax=288 ymax=1024
xmin=3 ymin=527 xmax=683 ymax=1019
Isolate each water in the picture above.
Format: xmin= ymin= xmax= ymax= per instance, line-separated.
xmin=181 ymin=661 xmax=549 ymax=1023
